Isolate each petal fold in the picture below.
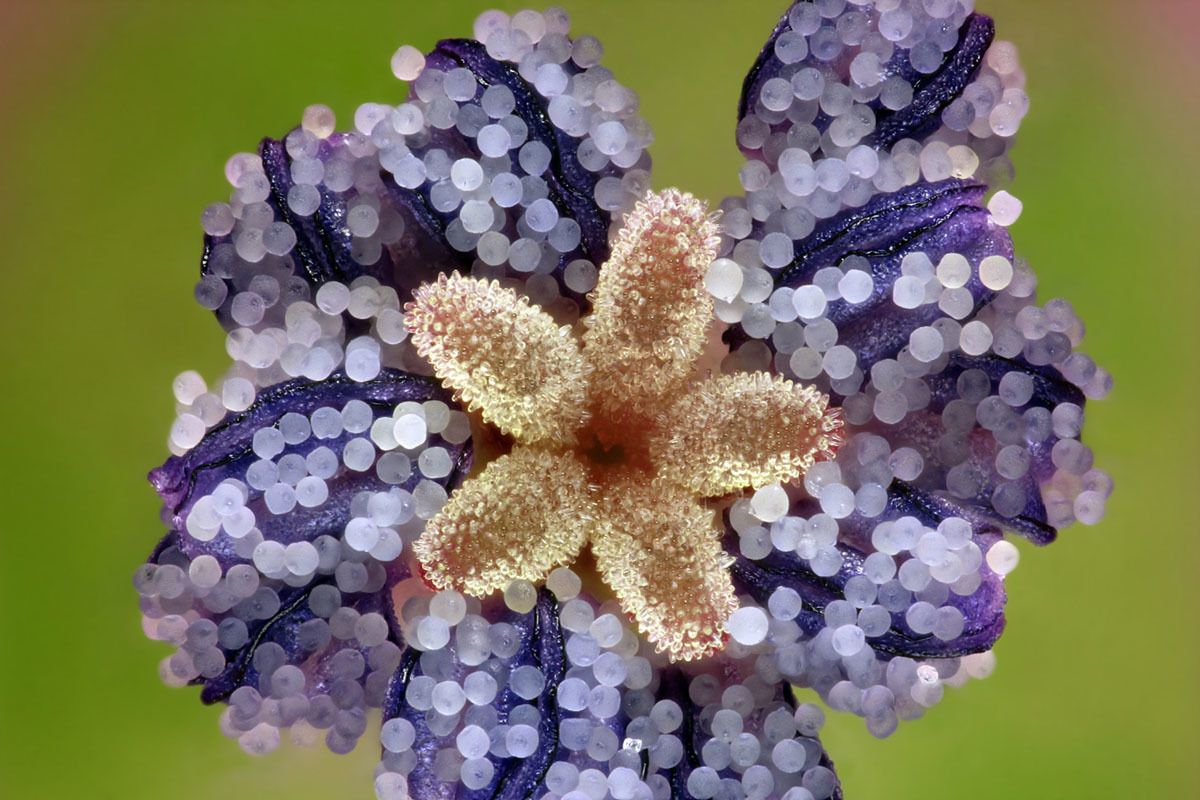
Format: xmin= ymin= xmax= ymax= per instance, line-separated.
xmin=663 ymin=664 xmax=843 ymax=800
xmin=732 ymin=178 xmax=1011 ymax=373
xmin=722 ymin=475 xmax=1011 ymax=735
xmin=395 ymin=32 xmax=655 ymax=314
xmin=428 ymin=38 xmax=634 ymax=278
xmin=869 ymin=352 xmax=1087 ymax=544
xmin=256 ymin=135 xmax=407 ymax=289
xmin=150 ymin=370 xmax=471 ymax=563
xmin=138 ymin=369 xmax=470 ymax=753
xmin=739 ymin=7 xmax=994 ymax=152
xmin=378 ymin=587 xmax=565 ymax=800
xmin=870 ymin=14 xmax=995 ymax=147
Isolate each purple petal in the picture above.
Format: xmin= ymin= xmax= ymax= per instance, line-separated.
xmin=149 ymin=369 xmax=470 ymax=561
xmin=728 ymin=487 xmax=1006 ymax=661
xmin=717 ymin=2 xmax=1111 ymax=558
xmin=721 ymin=175 xmax=1087 ymax=540
xmin=375 ymin=33 xmax=652 ymax=313
xmin=429 ymin=38 xmax=623 ymax=273
xmin=137 ymin=368 xmax=472 ymax=752
xmin=738 ymin=5 xmax=992 ymax=157
xmin=728 ymin=178 xmax=1012 ymax=372
xmin=871 ymin=14 xmax=995 ymax=147
xmin=195 ymin=575 xmax=400 ymax=706
xmin=201 ymin=132 xmax=466 ymax=330
xmin=870 ymin=352 xmax=1086 ymax=544
xmin=721 ymin=476 xmax=1012 ymax=736
xmin=374 ymin=581 xmax=857 ymax=800
xmin=199 ymin=25 xmax=654 ymax=328
xmin=139 ymin=531 xmax=407 ymax=751
xmin=380 ymin=588 xmax=565 ymax=800
xmin=662 ymin=664 xmax=843 ymax=800
xmin=255 ymin=135 xmax=385 ymax=287
xmin=720 ymin=166 xmax=1100 ymax=543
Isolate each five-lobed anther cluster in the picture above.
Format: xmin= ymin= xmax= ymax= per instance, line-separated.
xmin=407 ymin=189 xmax=843 ymax=661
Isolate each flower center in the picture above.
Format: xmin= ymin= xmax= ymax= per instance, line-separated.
xmin=580 ymin=436 xmax=634 ymax=471
xmin=404 ymin=189 xmax=842 ymax=660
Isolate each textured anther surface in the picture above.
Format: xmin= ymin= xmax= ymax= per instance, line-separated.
xmin=653 ymin=372 xmax=844 ymax=498
xmin=591 ymin=476 xmax=739 ymax=662
xmin=413 ymin=446 xmax=594 ymax=596
xmin=406 ymin=273 xmax=588 ymax=445
xmin=583 ymin=189 xmax=721 ymax=440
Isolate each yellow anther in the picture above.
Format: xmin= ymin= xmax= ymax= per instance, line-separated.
xmin=410 ymin=190 xmax=842 ymax=662
xmin=591 ymin=476 xmax=738 ymax=662
xmin=582 ymin=189 xmax=720 ymax=442
xmin=652 ymin=372 xmax=844 ymax=498
xmin=405 ymin=273 xmax=588 ymax=446
xmin=414 ymin=446 xmax=594 ymax=596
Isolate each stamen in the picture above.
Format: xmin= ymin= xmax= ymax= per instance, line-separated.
xmin=591 ymin=476 xmax=738 ymax=661
xmin=652 ymin=372 xmax=844 ymax=497
xmin=405 ymin=273 xmax=588 ymax=446
xmin=583 ymin=189 xmax=721 ymax=441
xmin=414 ymin=446 xmax=594 ymax=595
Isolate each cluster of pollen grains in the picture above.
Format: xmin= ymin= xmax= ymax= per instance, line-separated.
xmin=727 ymin=473 xmax=1003 ymax=735
xmin=402 ymin=4 xmax=651 ymax=311
xmin=726 ymin=243 xmax=1111 ymax=529
xmin=721 ymin=0 xmax=1029 ymax=266
xmin=184 ymin=3 xmax=655 ymax=457
xmin=140 ymin=392 xmax=470 ymax=755
xmin=374 ymin=575 xmax=840 ymax=800
xmin=711 ymin=272 xmax=1111 ymax=733
xmin=169 ymin=275 xmax=416 ymax=457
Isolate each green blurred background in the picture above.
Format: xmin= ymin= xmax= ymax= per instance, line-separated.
xmin=1 ymin=0 xmax=1195 ymax=797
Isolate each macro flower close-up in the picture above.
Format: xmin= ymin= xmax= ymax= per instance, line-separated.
xmin=136 ymin=1 xmax=1116 ymax=795
xmin=1 ymin=2 xmax=1195 ymax=799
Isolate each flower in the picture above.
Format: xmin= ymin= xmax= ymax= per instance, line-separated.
xmin=136 ymin=3 xmax=1111 ymax=799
